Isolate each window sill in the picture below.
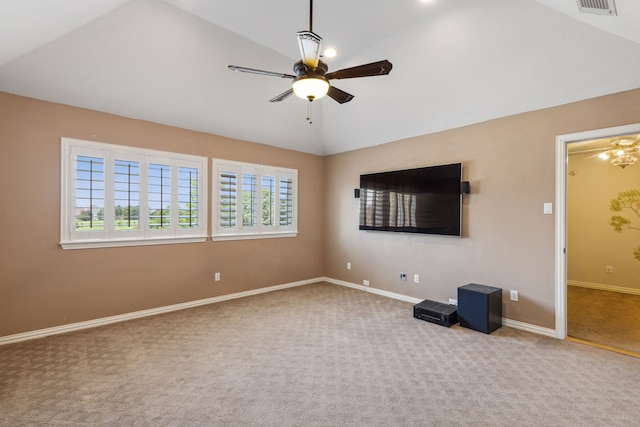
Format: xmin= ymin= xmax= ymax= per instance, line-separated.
xmin=211 ymin=232 xmax=298 ymax=242
xmin=59 ymin=235 xmax=208 ymax=250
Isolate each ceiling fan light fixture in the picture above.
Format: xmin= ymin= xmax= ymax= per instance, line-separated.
xmin=292 ymin=75 xmax=329 ymax=101
xmin=227 ymin=0 xmax=392 ymax=111
xmin=597 ymin=136 xmax=640 ymax=168
xmin=611 ymin=154 xmax=637 ymax=169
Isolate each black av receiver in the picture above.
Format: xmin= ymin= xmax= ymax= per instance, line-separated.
xmin=413 ymin=299 xmax=458 ymax=327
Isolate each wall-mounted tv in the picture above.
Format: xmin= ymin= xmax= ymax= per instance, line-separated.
xmin=359 ymin=163 xmax=463 ymax=236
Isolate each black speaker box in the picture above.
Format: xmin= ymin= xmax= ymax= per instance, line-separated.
xmin=457 ymin=283 xmax=502 ymax=334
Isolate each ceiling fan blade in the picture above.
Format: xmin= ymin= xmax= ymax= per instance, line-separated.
xmin=325 ymin=60 xmax=393 ymax=80
xmin=327 ymin=86 xmax=354 ymax=104
xmin=269 ymin=89 xmax=294 ymax=103
xmin=296 ymin=31 xmax=322 ymax=69
xmin=228 ymin=65 xmax=295 ymax=79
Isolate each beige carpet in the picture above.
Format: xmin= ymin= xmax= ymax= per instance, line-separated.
xmin=567 ymin=286 xmax=640 ymax=355
xmin=2 ymin=282 xmax=640 ymax=426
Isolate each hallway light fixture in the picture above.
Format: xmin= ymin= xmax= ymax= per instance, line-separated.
xmin=598 ymin=136 xmax=639 ymax=169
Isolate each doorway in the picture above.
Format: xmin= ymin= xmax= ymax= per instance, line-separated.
xmin=555 ymin=123 xmax=640 ymax=354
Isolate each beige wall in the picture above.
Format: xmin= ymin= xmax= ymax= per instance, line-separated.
xmin=324 ymin=89 xmax=640 ymax=329
xmin=2 ymin=88 xmax=640 ymax=337
xmin=567 ymin=151 xmax=640 ymax=289
xmin=0 ymin=92 xmax=325 ymax=337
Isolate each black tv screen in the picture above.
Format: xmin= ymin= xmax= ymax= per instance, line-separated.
xmin=359 ymin=163 xmax=462 ymax=236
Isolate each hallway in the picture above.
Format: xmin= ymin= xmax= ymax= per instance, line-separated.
xmin=567 ymin=286 xmax=640 ymax=355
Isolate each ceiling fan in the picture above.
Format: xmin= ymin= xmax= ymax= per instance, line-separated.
xmin=228 ymin=0 xmax=392 ymax=110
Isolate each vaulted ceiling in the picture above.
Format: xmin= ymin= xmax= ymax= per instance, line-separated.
xmin=1 ymin=0 xmax=639 ymax=155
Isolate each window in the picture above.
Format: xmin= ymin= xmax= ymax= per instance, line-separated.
xmin=212 ymin=159 xmax=297 ymax=240
xmin=60 ymin=138 xmax=208 ymax=249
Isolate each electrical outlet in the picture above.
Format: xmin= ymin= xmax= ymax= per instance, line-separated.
xmin=413 ymin=274 xmax=420 ymax=283
xmin=449 ymin=298 xmax=458 ymax=306
xmin=214 ymin=272 xmax=221 ymax=282
xmin=606 ymin=265 xmax=613 ymax=274
xmin=400 ymin=272 xmax=407 ymax=281
xmin=347 ymin=262 xmax=351 ymax=270
xmin=510 ymin=290 xmax=518 ymax=301
xmin=363 ymin=279 xmax=370 ymax=287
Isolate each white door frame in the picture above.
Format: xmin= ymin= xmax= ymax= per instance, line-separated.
xmin=554 ymin=122 xmax=640 ymax=339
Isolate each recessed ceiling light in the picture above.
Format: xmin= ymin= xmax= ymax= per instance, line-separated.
xmin=323 ymin=48 xmax=337 ymax=58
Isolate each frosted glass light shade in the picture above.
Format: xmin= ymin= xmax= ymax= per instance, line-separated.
xmin=297 ymin=31 xmax=322 ymax=69
xmin=292 ymin=76 xmax=329 ymax=101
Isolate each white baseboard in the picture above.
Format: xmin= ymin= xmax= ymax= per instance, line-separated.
xmin=0 ymin=277 xmax=558 ymax=346
xmin=324 ymin=277 xmax=558 ymax=338
xmin=502 ymin=318 xmax=557 ymax=338
xmin=322 ymin=277 xmax=423 ymax=304
xmin=0 ymin=278 xmax=320 ymax=347
xmin=568 ymin=280 xmax=640 ymax=296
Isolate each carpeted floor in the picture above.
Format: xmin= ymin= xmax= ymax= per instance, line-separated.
xmin=567 ymin=285 xmax=640 ymax=354
xmin=2 ymin=282 xmax=640 ymax=426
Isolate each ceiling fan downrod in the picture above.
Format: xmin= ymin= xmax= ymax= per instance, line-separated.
xmin=309 ymin=0 xmax=313 ymax=32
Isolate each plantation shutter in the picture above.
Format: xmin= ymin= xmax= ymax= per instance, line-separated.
xmin=279 ymin=177 xmax=293 ymax=226
xmin=262 ymin=176 xmax=276 ymax=227
xmin=62 ymin=138 xmax=208 ymax=249
xmin=213 ymin=159 xmax=297 ymax=240
xmin=75 ymin=155 xmax=105 ymax=231
xmin=242 ymin=173 xmax=258 ymax=227
xmin=114 ymin=159 xmax=140 ymax=230
xmin=148 ymin=163 xmax=171 ymax=229
xmin=178 ymin=166 xmax=199 ymax=228
xmin=219 ymin=170 xmax=238 ymax=228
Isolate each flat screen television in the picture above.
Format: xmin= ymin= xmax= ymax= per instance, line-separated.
xmin=359 ymin=163 xmax=463 ymax=236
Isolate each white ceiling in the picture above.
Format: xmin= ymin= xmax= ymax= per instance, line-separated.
xmin=1 ymin=0 xmax=640 ymax=155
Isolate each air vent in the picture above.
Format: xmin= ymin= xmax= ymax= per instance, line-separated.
xmin=576 ymin=0 xmax=617 ymax=16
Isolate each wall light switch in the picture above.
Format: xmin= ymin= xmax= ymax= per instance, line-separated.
xmin=543 ymin=203 xmax=553 ymax=215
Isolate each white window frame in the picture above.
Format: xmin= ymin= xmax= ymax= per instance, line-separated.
xmin=212 ymin=159 xmax=298 ymax=241
xmin=60 ymin=138 xmax=208 ymax=249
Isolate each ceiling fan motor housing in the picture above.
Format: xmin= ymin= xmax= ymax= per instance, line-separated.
xmin=294 ymin=60 xmax=328 ymax=77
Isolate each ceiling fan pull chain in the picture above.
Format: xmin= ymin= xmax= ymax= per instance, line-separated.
xmin=307 ymin=100 xmax=313 ymax=124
